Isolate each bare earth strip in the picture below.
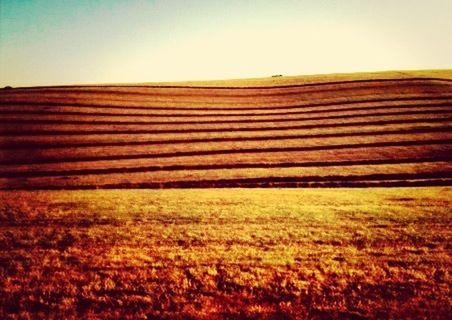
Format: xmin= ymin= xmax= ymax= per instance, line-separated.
xmin=1 ymin=144 xmax=450 ymax=175
xmin=1 ymin=113 xmax=450 ymax=135
xmin=3 ymin=94 xmax=452 ymax=109
xmin=1 ymin=121 xmax=448 ymax=146
xmin=1 ymin=101 xmax=451 ymax=117
xmin=1 ymin=105 xmax=450 ymax=124
xmin=2 ymin=132 xmax=450 ymax=164
xmin=2 ymin=162 xmax=451 ymax=189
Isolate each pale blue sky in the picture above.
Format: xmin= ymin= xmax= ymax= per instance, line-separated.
xmin=1 ymin=0 xmax=451 ymax=86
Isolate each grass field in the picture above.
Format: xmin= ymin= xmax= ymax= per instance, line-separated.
xmin=0 ymin=70 xmax=451 ymax=318
xmin=0 ymin=188 xmax=450 ymax=319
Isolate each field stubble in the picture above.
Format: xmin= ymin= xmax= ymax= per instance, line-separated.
xmin=0 ymin=188 xmax=450 ymax=319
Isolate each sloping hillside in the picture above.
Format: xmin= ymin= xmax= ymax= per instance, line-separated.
xmin=1 ymin=71 xmax=451 ymax=189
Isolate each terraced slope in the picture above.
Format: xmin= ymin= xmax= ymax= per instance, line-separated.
xmin=1 ymin=71 xmax=451 ymax=189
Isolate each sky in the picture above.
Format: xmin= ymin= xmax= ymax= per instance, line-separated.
xmin=0 ymin=0 xmax=451 ymax=87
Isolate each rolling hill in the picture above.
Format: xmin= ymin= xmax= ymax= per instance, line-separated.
xmin=1 ymin=70 xmax=451 ymax=189
xmin=1 ymin=70 xmax=451 ymax=318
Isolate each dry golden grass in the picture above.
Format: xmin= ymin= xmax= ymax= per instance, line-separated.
xmin=0 ymin=188 xmax=450 ymax=319
xmin=1 ymin=70 xmax=451 ymax=189
xmin=0 ymin=70 xmax=451 ymax=319
xmin=2 ymin=70 xmax=451 ymax=109
xmin=114 ymin=69 xmax=452 ymax=87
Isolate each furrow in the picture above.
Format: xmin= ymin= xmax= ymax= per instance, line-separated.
xmin=1 ymin=126 xmax=450 ymax=149
xmin=2 ymin=95 xmax=452 ymax=111
xmin=1 ymin=138 xmax=450 ymax=165
xmin=1 ymin=157 xmax=450 ymax=178
xmin=1 ymin=117 xmax=450 ymax=135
